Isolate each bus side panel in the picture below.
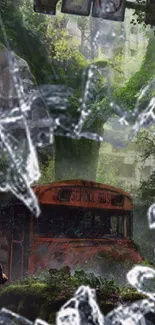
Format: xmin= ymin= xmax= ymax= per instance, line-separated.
xmin=27 ymin=238 xmax=143 ymax=276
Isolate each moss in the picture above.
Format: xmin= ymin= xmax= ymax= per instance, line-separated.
xmin=0 ymin=283 xmax=47 ymax=312
xmin=40 ymin=302 xmax=52 ymax=322
xmin=0 ymin=268 xmax=146 ymax=323
xmin=121 ymin=291 xmax=147 ymax=302
xmin=48 ymin=312 xmax=56 ymax=325
xmin=100 ymin=301 xmax=115 ymax=315
xmin=17 ymin=298 xmax=41 ymax=321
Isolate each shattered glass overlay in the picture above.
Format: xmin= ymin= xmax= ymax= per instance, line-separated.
xmin=0 ymin=308 xmax=50 ymax=325
xmin=0 ymin=7 xmax=154 ymax=325
xmin=56 ymin=285 xmax=104 ymax=325
xmin=57 ymin=285 xmax=155 ymax=325
xmin=0 ymin=4 xmax=154 ymax=220
xmin=0 ymin=307 xmax=33 ymax=325
xmin=127 ymin=266 xmax=155 ymax=300
xmin=0 ymin=285 xmax=155 ymax=325
xmin=105 ymin=298 xmax=155 ymax=325
xmin=74 ymin=62 xmax=106 ymax=140
xmin=111 ymin=78 xmax=155 ymax=136
xmin=0 ymin=16 xmax=40 ymax=216
xmin=147 ymin=203 xmax=155 ymax=229
xmin=0 ymin=14 xmax=129 ymax=215
xmin=34 ymin=319 xmax=49 ymax=325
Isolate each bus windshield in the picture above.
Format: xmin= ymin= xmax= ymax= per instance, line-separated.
xmin=34 ymin=204 xmax=132 ymax=239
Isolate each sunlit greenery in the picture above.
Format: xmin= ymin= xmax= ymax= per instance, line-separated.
xmin=135 ymin=128 xmax=155 ymax=203
xmin=0 ymin=0 xmax=154 ymax=186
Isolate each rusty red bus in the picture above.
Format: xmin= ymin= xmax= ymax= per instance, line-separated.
xmin=0 ymin=179 xmax=143 ymax=283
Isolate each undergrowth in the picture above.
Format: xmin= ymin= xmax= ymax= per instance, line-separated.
xmin=0 ymin=267 xmax=146 ymax=324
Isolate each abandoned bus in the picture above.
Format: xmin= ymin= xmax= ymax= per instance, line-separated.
xmin=0 ymin=179 xmax=143 ymax=283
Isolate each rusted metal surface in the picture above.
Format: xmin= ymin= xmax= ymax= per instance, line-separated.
xmin=27 ymin=181 xmax=139 ymax=278
xmin=28 ymin=237 xmax=143 ymax=275
xmin=33 ymin=180 xmax=133 ymax=210
xmin=0 ymin=180 xmax=140 ymax=281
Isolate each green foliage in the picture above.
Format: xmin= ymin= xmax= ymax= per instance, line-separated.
xmin=38 ymin=158 xmax=55 ymax=184
xmin=96 ymin=149 xmax=120 ymax=187
xmin=140 ymin=259 xmax=155 ymax=267
xmin=135 ymin=129 xmax=155 ymax=202
xmin=114 ymin=33 xmax=155 ymax=111
xmin=120 ymin=289 xmax=146 ymax=302
xmin=0 ymin=1 xmax=58 ymax=84
xmin=136 ymin=129 xmax=155 ymax=161
xmin=0 ymin=267 xmax=146 ymax=323
xmin=2 ymin=0 xmax=155 ymax=185
xmin=19 ymin=0 xmax=87 ymax=88
xmin=20 ymin=0 xmax=50 ymax=36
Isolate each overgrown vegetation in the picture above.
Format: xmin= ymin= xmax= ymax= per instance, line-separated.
xmin=135 ymin=128 xmax=155 ymax=203
xmin=0 ymin=267 xmax=146 ymax=323
xmin=1 ymin=0 xmax=152 ymax=182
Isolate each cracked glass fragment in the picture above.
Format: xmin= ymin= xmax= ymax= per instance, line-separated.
xmin=57 ymin=286 xmax=104 ymax=325
xmin=34 ymin=319 xmax=49 ymax=325
xmin=147 ymin=203 xmax=155 ymax=229
xmin=127 ymin=266 xmax=155 ymax=300
xmin=0 ymin=42 xmax=40 ymax=216
xmin=0 ymin=308 xmax=50 ymax=325
xmin=0 ymin=308 xmax=33 ymax=325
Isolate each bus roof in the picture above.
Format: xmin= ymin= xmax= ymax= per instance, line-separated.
xmin=33 ymin=179 xmax=131 ymax=197
xmin=33 ymin=179 xmax=133 ymax=210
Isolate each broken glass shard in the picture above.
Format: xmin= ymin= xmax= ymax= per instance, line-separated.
xmin=147 ymin=203 xmax=155 ymax=229
xmin=127 ymin=266 xmax=155 ymax=300
xmin=57 ymin=285 xmax=104 ymax=325
xmin=34 ymin=319 xmax=49 ymax=325
xmin=0 ymin=308 xmax=50 ymax=325
xmin=0 ymin=308 xmax=32 ymax=325
xmin=0 ymin=32 xmax=40 ymax=216
xmin=105 ymin=298 xmax=155 ymax=325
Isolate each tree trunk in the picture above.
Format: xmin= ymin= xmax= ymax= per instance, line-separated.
xmin=54 ymin=136 xmax=101 ymax=181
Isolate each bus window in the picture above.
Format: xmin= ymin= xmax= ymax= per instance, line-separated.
xmin=78 ymin=211 xmax=93 ymax=228
xmin=118 ymin=216 xmax=124 ymax=237
xmin=110 ymin=215 xmax=124 ymax=238
xmin=93 ymin=215 xmax=111 ymax=236
xmin=110 ymin=216 xmax=118 ymax=233
xmin=33 ymin=205 xmax=132 ymax=239
xmin=124 ymin=215 xmax=132 ymax=238
xmin=109 ymin=214 xmax=132 ymax=239
xmin=35 ymin=215 xmax=64 ymax=235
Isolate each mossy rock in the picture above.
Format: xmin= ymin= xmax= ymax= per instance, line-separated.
xmin=0 ymin=268 xmax=147 ymax=323
xmin=17 ymin=298 xmax=41 ymax=321
xmin=40 ymin=302 xmax=52 ymax=322
xmin=6 ymin=305 xmax=17 ymax=313
xmin=121 ymin=292 xmax=146 ymax=302
xmin=100 ymin=301 xmax=115 ymax=315
xmin=48 ymin=312 xmax=56 ymax=325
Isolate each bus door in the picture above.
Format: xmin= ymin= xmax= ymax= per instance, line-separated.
xmin=0 ymin=207 xmax=12 ymax=278
xmin=9 ymin=205 xmax=30 ymax=282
